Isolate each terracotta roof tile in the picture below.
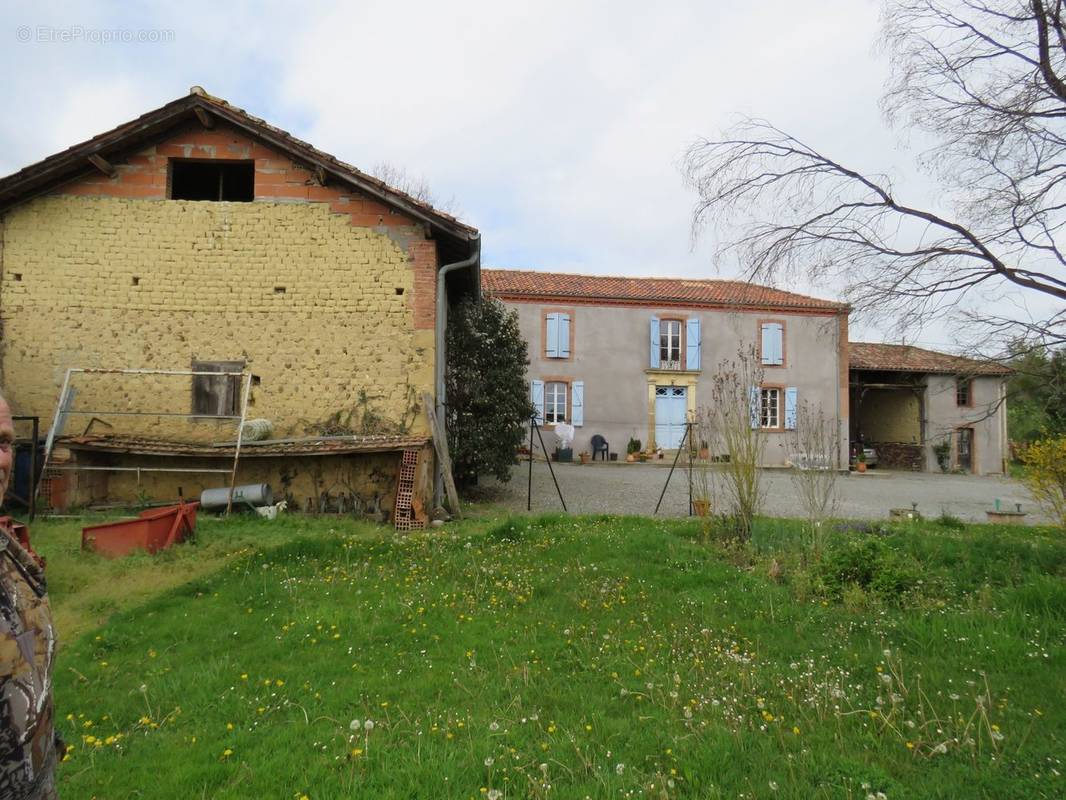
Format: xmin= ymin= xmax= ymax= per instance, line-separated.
xmin=482 ymin=269 xmax=847 ymax=312
xmin=849 ymin=342 xmax=1011 ymax=375
xmin=60 ymin=434 xmax=429 ymax=458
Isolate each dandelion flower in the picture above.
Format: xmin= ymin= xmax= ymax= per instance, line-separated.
xmin=615 ymin=763 xmax=625 ymax=775
xmin=364 ymin=720 xmax=374 ymax=732
xmin=349 ymin=719 xmax=361 ymax=732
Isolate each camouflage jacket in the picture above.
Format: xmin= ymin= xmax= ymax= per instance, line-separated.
xmin=0 ymin=522 xmax=57 ymax=799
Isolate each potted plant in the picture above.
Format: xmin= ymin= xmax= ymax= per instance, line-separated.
xmin=579 ymin=451 xmax=591 ymax=465
xmin=692 ymin=498 xmax=712 ymax=516
xmin=856 ymin=451 xmax=867 ymax=473
xmin=698 ymin=440 xmax=710 ymax=460
xmin=626 ymin=438 xmax=641 ymax=463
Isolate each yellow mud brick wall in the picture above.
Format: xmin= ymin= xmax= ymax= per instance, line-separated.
xmin=0 ymin=195 xmax=435 ymax=441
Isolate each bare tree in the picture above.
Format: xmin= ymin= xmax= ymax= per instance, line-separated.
xmin=369 ymin=161 xmax=462 ymax=217
xmin=683 ymin=0 xmax=1066 ymax=348
xmin=706 ymin=347 xmax=766 ymax=542
xmin=786 ymin=400 xmax=841 ymax=554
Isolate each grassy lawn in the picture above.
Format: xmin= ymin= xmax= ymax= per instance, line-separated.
xmin=32 ymin=511 xmax=1065 ymax=798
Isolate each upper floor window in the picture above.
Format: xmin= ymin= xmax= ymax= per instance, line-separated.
xmin=649 ymin=316 xmax=701 ymax=371
xmin=544 ymin=311 xmax=572 ymax=358
xmin=760 ymin=321 xmax=785 ymax=366
xmin=956 ymin=377 xmax=972 ymax=406
xmin=660 ymin=319 xmax=682 ymax=368
xmin=170 ymin=159 xmax=254 ymax=202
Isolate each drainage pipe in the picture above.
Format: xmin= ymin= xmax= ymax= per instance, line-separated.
xmin=433 ymin=235 xmax=482 ymax=507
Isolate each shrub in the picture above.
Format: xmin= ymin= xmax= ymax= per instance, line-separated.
xmin=934 ymin=510 xmax=966 ymax=530
xmin=815 ymin=535 xmax=921 ymax=605
xmin=445 ymin=297 xmax=532 ymax=488
xmin=1021 ymin=436 xmax=1066 ymax=529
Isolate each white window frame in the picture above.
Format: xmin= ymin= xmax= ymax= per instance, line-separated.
xmin=660 ymin=319 xmax=682 ymax=369
xmin=760 ymin=387 xmax=781 ymax=430
xmin=545 ymin=381 xmax=568 ymax=424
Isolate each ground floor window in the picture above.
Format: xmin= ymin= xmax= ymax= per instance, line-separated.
xmin=545 ymin=381 xmax=568 ymax=424
xmin=760 ymin=387 xmax=781 ymax=430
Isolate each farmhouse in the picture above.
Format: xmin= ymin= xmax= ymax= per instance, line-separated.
xmin=0 ymin=88 xmax=480 ymax=520
xmin=484 ymin=269 xmax=851 ymax=467
xmin=486 ymin=269 xmax=1012 ymax=475
xmin=849 ymin=342 xmax=1011 ymax=475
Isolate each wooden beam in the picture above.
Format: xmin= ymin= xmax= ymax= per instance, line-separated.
xmin=87 ymin=154 xmax=116 ymax=178
xmin=422 ymin=392 xmax=461 ymax=518
xmin=193 ymin=107 xmax=215 ymax=129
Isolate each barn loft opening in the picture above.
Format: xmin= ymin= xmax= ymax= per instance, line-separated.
xmin=169 ymin=159 xmax=254 ymax=201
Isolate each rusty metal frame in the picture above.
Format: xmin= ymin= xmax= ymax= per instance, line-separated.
xmin=34 ymin=367 xmax=250 ymax=514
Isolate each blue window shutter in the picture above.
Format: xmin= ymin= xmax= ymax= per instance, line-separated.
xmin=686 ymin=318 xmax=701 ymax=371
xmin=572 ymin=381 xmax=584 ymax=426
xmin=761 ymin=323 xmax=783 ymax=365
xmin=531 ymin=380 xmax=545 ymax=424
xmin=650 ymin=317 xmax=660 ymax=368
xmin=559 ymin=314 xmax=571 ymax=357
xmin=749 ymin=386 xmax=761 ymax=429
xmin=546 ymin=313 xmax=560 ymax=358
xmin=784 ymin=387 xmax=798 ymax=430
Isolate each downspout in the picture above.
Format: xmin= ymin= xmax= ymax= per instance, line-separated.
xmin=434 ymin=234 xmax=482 ymax=507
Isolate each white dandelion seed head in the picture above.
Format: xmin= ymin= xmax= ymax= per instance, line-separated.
xmin=349 ymin=719 xmax=360 ymax=731
xmin=364 ymin=719 xmax=374 ymax=731
xmin=615 ymin=763 xmax=625 ymax=775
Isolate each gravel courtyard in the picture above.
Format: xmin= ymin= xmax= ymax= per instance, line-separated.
xmin=484 ymin=462 xmax=1047 ymax=524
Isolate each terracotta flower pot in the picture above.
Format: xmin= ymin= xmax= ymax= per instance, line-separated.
xmin=693 ymin=499 xmax=711 ymax=517
xmin=856 ymin=461 xmax=867 ymax=473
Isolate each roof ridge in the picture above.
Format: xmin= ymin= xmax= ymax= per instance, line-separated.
xmin=482 ymin=267 xmax=848 ymax=310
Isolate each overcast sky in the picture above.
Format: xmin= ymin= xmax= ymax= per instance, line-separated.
xmin=1 ymin=0 xmax=1020 ymax=349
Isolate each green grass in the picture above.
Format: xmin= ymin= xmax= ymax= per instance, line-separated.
xmin=34 ymin=512 xmax=1066 ymax=798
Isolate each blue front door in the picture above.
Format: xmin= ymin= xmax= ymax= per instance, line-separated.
xmin=654 ymin=386 xmax=687 ymax=449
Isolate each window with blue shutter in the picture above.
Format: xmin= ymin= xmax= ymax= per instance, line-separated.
xmin=546 ymin=314 xmax=560 ymax=358
xmin=649 ymin=317 xmax=660 ymax=368
xmin=545 ymin=312 xmax=572 ymax=358
xmin=784 ymin=387 xmax=798 ymax=430
xmin=572 ymin=381 xmax=584 ymax=426
xmin=686 ymin=318 xmax=701 ymax=371
xmin=761 ymin=322 xmax=784 ymax=366
xmin=530 ymin=380 xmax=545 ymax=424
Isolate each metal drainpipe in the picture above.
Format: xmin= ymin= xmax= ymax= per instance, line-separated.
xmin=433 ymin=234 xmax=482 ymax=507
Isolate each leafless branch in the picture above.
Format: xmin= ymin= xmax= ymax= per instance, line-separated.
xmin=684 ymin=0 xmax=1066 ymax=346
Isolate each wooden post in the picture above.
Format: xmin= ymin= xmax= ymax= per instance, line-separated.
xmin=422 ymin=392 xmax=461 ymax=519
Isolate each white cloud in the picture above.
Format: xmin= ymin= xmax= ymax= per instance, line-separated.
xmin=0 ymin=0 xmax=1039 ymax=348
